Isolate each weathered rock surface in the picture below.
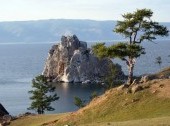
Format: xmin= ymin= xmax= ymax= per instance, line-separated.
xmin=43 ymin=35 xmax=124 ymax=83
xmin=0 ymin=103 xmax=10 ymax=126
xmin=0 ymin=103 xmax=9 ymax=117
xmin=131 ymin=85 xmax=143 ymax=94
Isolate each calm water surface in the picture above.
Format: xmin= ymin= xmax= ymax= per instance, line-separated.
xmin=0 ymin=40 xmax=170 ymax=115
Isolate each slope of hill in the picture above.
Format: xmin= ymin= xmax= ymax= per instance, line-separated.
xmin=0 ymin=19 xmax=170 ymax=43
xmin=50 ymin=79 xmax=170 ymax=126
xmin=10 ymin=78 xmax=170 ymax=125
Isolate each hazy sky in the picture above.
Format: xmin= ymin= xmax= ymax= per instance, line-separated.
xmin=0 ymin=0 xmax=169 ymax=22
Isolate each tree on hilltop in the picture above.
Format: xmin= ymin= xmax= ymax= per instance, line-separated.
xmin=155 ymin=56 xmax=162 ymax=69
xmin=92 ymin=9 xmax=169 ymax=84
xmin=28 ymin=75 xmax=59 ymax=114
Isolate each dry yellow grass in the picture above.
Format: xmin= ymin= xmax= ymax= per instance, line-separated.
xmin=10 ymin=114 xmax=66 ymax=126
xmin=79 ymin=116 xmax=170 ymax=126
xmin=150 ymin=79 xmax=170 ymax=98
xmin=10 ymin=78 xmax=170 ymax=126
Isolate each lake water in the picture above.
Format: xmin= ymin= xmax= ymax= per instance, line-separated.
xmin=0 ymin=40 xmax=170 ymax=115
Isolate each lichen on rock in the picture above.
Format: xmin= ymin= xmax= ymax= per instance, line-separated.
xmin=42 ymin=35 xmax=123 ymax=83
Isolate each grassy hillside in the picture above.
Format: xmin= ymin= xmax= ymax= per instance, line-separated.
xmin=78 ymin=116 xmax=170 ymax=126
xmin=151 ymin=67 xmax=170 ymax=79
xmin=10 ymin=77 xmax=170 ymax=126
xmin=53 ymin=79 xmax=170 ymax=126
xmin=10 ymin=114 xmax=66 ymax=126
xmin=10 ymin=116 xmax=170 ymax=126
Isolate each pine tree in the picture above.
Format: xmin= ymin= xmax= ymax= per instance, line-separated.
xmin=92 ymin=9 xmax=169 ymax=85
xmin=28 ymin=75 xmax=59 ymax=114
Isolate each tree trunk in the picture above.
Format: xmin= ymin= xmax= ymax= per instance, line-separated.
xmin=127 ymin=58 xmax=135 ymax=85
xmin=37 ymin=108 xmax=41 ymax=114
xmin=128 ymin=65 xmax=134 ymax=84
xmin=37 ymin=107 xmax=44 ymax=114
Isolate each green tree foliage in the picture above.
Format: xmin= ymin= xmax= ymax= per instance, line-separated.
xmin=103 ymin=63 xmax=124 ymax=89
xmin=92 ymin=43 xmax=125 ymax=87
xmin=155 ymin=56 xmax=162 ymax=68
xmin=92 ymin=9 xmax=169 ymax=84
xmin=92 ymin=43 xmax=108 ymax=59
xmin=74 ymin=97 xmax=85 ymax=108
xmin=28 ymin=75 xmax=59 ymax=114
xmin=90 ymin=91 xmax=98 ymax=100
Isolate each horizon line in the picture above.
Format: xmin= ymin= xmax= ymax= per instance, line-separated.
xmin=0 ymin=18 xmax=170 ymax=23
xmin=0 ymin=18 xmax=117 ymax=23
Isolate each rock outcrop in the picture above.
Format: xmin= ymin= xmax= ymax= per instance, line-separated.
xmin=0 ymin=103 xmax=9 ymax=117
xmin=43 ymin=35 xmax=124 ymax=83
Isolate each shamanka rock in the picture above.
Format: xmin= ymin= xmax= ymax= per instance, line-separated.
xmin=42 ymin=35 xmax=124 ymax=83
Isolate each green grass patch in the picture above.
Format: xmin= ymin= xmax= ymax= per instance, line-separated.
xmin=10 ymin=114 xmax=66 ymax=126
xmin=57 ymin=88 xmax=170 ymax=126
xmin=79 ymin=116 xmax=170 ymax=126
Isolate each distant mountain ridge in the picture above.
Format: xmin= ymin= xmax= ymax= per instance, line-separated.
xmin=0 ymin=19 xmax=170 ymax=43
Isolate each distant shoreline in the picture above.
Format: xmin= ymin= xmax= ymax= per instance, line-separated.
xmin=0 ymin=39 xmax=169 ymax=45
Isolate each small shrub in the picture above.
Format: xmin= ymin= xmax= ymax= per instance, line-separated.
xmin=74 ymin=97 xmax=85 ymax=108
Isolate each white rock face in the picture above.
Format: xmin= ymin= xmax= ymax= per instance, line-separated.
xmin=43 ymin=35 xmax=123 ymax=83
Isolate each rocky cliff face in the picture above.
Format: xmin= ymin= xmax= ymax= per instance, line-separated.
xmin=0 ymin=103 xmax=9 ymax=117
xmin=43 ymin=35 xmax=123 ymax=83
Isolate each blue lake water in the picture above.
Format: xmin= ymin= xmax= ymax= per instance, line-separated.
xmin=0 ymin=40 xmax=170 ymax=115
